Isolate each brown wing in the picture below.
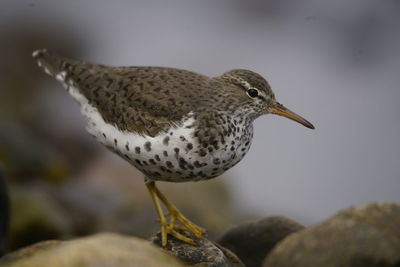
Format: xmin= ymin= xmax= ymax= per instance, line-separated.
xmin=34 ymin=50 xmax=208 ymax=136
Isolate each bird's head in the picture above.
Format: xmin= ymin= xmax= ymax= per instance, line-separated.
xmin=220 ymin=69 xmax=314 ymax=129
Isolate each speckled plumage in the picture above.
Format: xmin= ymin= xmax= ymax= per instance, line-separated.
xmin=33 ymin=49 xmax=283 ymax=183
xmin=33 ymin=49 xmax=315 ymax=246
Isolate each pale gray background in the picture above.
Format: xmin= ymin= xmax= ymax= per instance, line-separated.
xmin=2 ymin=0 xmax=399 ymax=225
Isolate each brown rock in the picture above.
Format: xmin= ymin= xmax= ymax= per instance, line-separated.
xmin=217 ymin=216 xmax=304 ymax=267
xmin=263 ymin=202 xmax=400 ymax=267
xmin=0 ymin=233 xmax=183 ymax=267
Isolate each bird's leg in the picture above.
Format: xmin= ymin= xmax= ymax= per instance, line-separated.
xmin=152 ymin=183 xmax=207 ymax=237
xmin=145 ymin=180 xmax=200 ymax=246
xmin=145 ymin=180 xmax=168 ymax=246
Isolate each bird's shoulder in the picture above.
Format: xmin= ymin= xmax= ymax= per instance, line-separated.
xmin=73 ymin=64 xmax=211 ymax=137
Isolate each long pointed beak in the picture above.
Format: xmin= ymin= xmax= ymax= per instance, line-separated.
xmin=268 ymin=102 xmax=315 ymax=129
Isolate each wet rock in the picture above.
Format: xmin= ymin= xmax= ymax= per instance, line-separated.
xmin=0 ymin=233 xmax=183 ymax=267
xmin=263 ymin=202 xmax=400 ymax=267
xmin=151 ymin=231 xmax=245 ymax=266
xmin=217 ymin=216 xmax=304 ymax=267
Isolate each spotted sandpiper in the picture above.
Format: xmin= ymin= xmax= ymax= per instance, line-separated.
xmin=33 ymin=49 xmax=314 ymax=246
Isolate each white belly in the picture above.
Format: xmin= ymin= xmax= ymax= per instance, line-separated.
xmin=67 ymin=82 xmax=252 ymax=182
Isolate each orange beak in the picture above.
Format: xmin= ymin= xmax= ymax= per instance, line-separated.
xmin=268 ymin=102 xmax=315 ymax=129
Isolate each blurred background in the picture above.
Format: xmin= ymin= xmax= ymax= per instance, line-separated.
xmin=1 ymin=0 xmax=399 ymax=253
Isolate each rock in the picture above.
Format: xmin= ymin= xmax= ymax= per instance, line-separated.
xmin=151 ymin=231 xmax=245 ymax=266
xmin=0 ymin=233 xmax=183 ymax=267
xmin=263 ymin=202 xmax=400 ymax=267
xmin=217 ymin=216 xmax=304 ymax=267
xmin=0 ymin=168 xmax=10 ymax=256
xmin=6 ymin=187 xmax=73 ymax=251
xmin=0 ymin=124 xmax=70 ymax=184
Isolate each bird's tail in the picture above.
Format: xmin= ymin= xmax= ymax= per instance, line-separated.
xmin=32 ymin=49 xmax=77 ymax=79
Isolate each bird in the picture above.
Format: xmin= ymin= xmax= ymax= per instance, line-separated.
xmin=33 ymin=49 xmax=314 ymax=247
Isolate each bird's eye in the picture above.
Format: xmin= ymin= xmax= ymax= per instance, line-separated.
xmin=247 ymin=89 xmax=259 ymax=98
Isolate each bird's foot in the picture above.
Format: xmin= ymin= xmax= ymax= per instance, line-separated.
xmin=146 ymin=180 xmax=207 ymax=247
xmin=159 ymin=220 xmax=197 ymax=246
xmin=167 ymin=209 xmax=207 ymax=238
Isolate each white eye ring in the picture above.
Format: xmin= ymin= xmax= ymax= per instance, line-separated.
xmin=247 ymin=88 xmax=259 ymax=98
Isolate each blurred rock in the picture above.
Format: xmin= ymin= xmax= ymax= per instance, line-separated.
xmin=263 ymin=202 xmax=400 ymax=267
xmin=217 ymin=216 xmax=304 ymax=267
xmin=0 ymin=167 xmax=10 ymax=256
xmin=0 ymin=233 xmax=183 ymax=267
xmin=151 ymin=230 xmax=245 ymax=266
xmin=0 ymin=124 xmax=70 ymax=184
xmin=6 ymin=187 xmax=73 ymax=251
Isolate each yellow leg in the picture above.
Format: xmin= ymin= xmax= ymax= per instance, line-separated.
xmin=153 ymin=185 xmax=207 ymax=236
xmin=145 ymin=181 xmax=168 ymax=246
xmin=145 ymin=180 xmax=207 ymax=246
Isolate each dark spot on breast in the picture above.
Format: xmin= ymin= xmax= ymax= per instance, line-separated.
xmin=163 ymin=151 xmax=168 ymax=157
xmin=163 ymin=136 xmax=170 ymax=146
xmin=174 ymin=148 xmax=180 ymax=154
xmin=125 ymin=142 xmax=130 ymax=151
xmin=194 ymin=161 xmax=201 ymax=168
xmin=135 ymin=159 xmax=142 ymax=166
xmin=155 ymin=154 xmax=161 ymax=161
xmin=166 ymin=161 xmax=174 ymax=168
xmin=178 ymin=158 xmax=187 ymax=170
xmin=187 ymin=143 xmax=193 ymax=150
xmin=135 ymin=147 xmax=141 ymax=154
xmin=149 ymin=159 xmax=156 ymax=165
xmin=114 ymin=139 xmax=118 ymax=146
xmin=230 ymin=146 xmax=235 ymax=151
xmin=213 ymin=158 xmax=221 ymax=165
xmin=179 ymin=136 xmax=186 ymax=142
xmin=199 ymin=150 xmax=207 ymax=157
xmin=102 ymin=133 xmax=107 ymax=138
xmin=152 ymin=171 xmax=161 ymax=177
xmin=124 ymin=154 xmax=131 ymax=160
xmin=144 ymin=141 xmax=152 ymax=152
xmin=160 ymin=166 xmax=167 ymax=172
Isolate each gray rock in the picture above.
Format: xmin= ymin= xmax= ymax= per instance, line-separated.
xmin=217 ymin=216 xmax=304 ymax=267
xmin=0 ymin=232 xmax=183 ymax=267
xmin=151 ymin=231 xmax=245 ymax=267
xmin=263 ymin=202 xmax=400 ymax=267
